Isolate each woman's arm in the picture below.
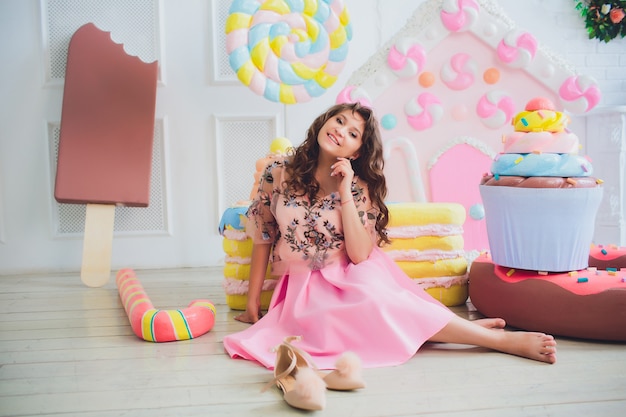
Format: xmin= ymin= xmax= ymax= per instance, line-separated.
xmin=234 ymin=242 xmax=271 ymax=323
xmin=340 ymin=196 xmax=373 ymax=263
xmin=332 ymin=157 xmax=373 ymax=264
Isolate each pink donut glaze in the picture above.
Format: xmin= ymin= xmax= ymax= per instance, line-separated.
xmin=559 ymin=75 xmax=601 ymax=113
xmin=503 ymin=131 xmax=580 ymax=154
xmin=440 ymin=53 xmax=476 ymax=90
xmin=440 ymin=0 xmax=480 ymax=32
xmin=405 ymin=93 xmax=443 ymax=131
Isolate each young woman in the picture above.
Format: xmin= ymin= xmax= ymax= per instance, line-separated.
xmin=223 ymin=102 xmax=557 ymax=371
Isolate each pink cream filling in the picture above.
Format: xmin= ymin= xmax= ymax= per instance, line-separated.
xmin=223 ymin=229 xmax=248 ymax=240
xmin=223 ymin=277 xmax=278 ymax=295
xmin=225 ymin=256 xmax=250 ymax=264
xmin=413 ymin=274 xmax=469 ymax=290
xmin=385 ymin=249 xmax=466 ymax=262
xmin=387 ymin=224 xmax=464 ymax=238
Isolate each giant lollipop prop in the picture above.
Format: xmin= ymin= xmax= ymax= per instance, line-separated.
xmin=225 ymin=0 xmax=352 ymax=104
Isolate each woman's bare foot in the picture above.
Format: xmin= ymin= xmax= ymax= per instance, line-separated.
xmin=473 ymin=318 xmax=506 ymax=330
xmin=498 ymin=331 xmax=557 ymax=364
xmin=429 ymin=315 xmax=557 ymax=363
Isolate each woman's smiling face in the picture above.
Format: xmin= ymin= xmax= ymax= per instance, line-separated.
xmin=317 ymin=109 xmax=364 ymax=160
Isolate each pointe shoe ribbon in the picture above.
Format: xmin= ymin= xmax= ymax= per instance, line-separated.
xmin=280 ymin=336 xmax=366 ymax=391
xmin=261 ymin=336 xmax=326 ymax=411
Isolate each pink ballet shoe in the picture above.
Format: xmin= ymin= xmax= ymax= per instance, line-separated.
xmin=279 ymin=336 xmax=366 ymax=391
xmin=321 ymin=351 xmax=366 ymax=391
xmin=262 ymin=336 xmax=326 ymax=411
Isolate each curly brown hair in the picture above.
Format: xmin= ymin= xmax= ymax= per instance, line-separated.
xmin=284 ymin=102 xmax=390 ymax=246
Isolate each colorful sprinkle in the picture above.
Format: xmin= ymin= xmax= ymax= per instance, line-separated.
xmin=596 ymin=178 xmax=604 ymax=184
xmin=514 ymin=156 xmax=523 ymax=164
xmin=537 ymin=110 xmax=544 ymax=119
xmin=532 ymin=150 xmax=542 ymax=154
xmin=581 ymin=165 xmax=588 ymax=172
xmin=538 ymin=271 xmax=548 ymax=275
xmin=601 ymin=248 xmax=608 ymax=255
xmin=566 ymin=178 xmax=577 ymax=185
xmin=521 ymin=117 xmax=528 ymax=126
xmin=506 ymin=269 xmax=515 ymax=277
xmin=501 ymin=134 xmax=506 ymax=143
xmin=494 ymin=174 xmax=500 ymax=180
xmin=569 ymin=271 xmax=578 ymax=276
xmin=577 ymin=277 xmax=588 ymax=283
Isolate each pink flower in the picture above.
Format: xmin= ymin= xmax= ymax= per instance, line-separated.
xmin=610 ymin=8 xmax=625 ymax=24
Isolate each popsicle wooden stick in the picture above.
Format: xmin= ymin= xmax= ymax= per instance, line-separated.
xmin=81 ymin=204 xmax=116 ymax=287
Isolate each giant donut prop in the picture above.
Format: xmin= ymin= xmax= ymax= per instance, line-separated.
xmin=225 ymin=0 xmax=352 ymax=104
xmin=469 ymin=246 xmax=626 ymax=342
xmin=116 ymin=269 xmax=216 ymax=342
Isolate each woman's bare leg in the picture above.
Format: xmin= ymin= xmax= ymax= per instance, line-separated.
xmin=472 ymin=318 xmax=506 ymax=330
xmin=429 ymin=316 xmax=557 ymax=364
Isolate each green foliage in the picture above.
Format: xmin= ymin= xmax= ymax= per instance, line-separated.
xmin=575 ymin=0 xmax=626 ymax=42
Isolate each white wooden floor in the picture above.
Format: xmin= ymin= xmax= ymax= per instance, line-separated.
xmin=1 ymin=267 xmax=625 ymax=417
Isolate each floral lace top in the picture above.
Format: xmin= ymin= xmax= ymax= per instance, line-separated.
xmin=246 ymin=158 xmax=379 ymax=274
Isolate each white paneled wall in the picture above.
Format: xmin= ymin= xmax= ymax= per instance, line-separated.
xmin=0 ymin=0 xmax=624 ymax=274
xmin=582 ymin=108 xmax=626 ymax=245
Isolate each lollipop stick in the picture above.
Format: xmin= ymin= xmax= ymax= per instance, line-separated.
xmin=80 ymin=203 xmax=116 ymax=287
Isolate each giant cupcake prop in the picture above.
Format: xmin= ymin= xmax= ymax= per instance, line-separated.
xmin=480 ymin=97 xmax=603 ymax=272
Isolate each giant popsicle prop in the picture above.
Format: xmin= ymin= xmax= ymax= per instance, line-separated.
xmin=55 ymin=23 xmax=158 ymax=287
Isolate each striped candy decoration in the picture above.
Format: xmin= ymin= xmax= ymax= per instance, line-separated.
xmin=116 ymin=269 xmax=216 ymax=342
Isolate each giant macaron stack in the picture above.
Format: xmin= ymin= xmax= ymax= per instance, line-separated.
xmin=383 ymin=202 xmax=468 ymax=306
xmin=219 ymin=203 xmax=276 ymax=310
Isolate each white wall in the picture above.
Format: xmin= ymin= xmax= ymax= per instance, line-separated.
xmin=0 ymin=0 xmax=624 ymax=275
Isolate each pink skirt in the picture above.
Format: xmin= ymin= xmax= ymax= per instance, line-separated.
xmin=223 ymin=247 xmax=455 ymax=369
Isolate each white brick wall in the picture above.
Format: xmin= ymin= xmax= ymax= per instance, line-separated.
xmin=500 ymin=0 xmax=626 ymax=107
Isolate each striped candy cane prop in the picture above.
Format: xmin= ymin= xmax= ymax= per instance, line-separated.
xmin=116 ymin=269 xmax=216 ymax=342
